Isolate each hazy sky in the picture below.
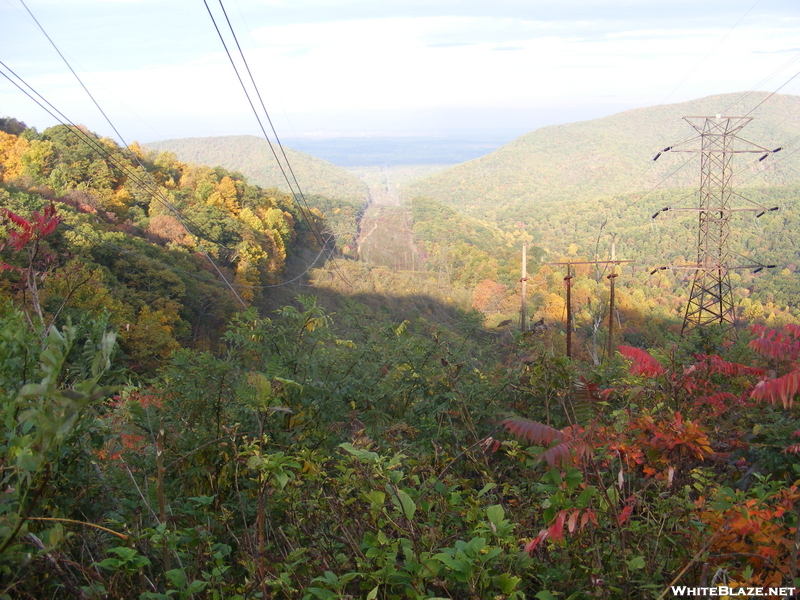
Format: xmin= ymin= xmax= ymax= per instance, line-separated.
xmin=2 ymin=0 xmax=800 ymax=144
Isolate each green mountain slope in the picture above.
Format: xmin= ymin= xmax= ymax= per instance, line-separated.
xmin=398 ymin=93 xmax=800 ymax=326
xmin=145 ymin=135 xmax=369 ymax=203
xmin=402 ymin=92 xmax=800 ymax=223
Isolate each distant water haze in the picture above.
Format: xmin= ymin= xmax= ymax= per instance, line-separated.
xmin=281 ymin=135 xmax=517 ymax=167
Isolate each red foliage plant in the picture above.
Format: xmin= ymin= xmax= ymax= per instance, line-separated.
xmin=501 ymin=419 xmax=589 ymax=468
xmin=617 ymin=345 xmax=665 ymax=377
xmin=1 ymin=203 xmax=59 ymax=253
xmin=749 ymin=323 xmax=800 ymax=361
xmin=749 ymin=323 xmax=800 ymax=409
xmin=524 ymin=507 xmax=598 ymax=554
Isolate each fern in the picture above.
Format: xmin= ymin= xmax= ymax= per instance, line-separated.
xmin=569 ymin=378 xmax=601 ymax=426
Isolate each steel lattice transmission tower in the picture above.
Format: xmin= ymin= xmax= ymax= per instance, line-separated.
xmin=653 ymin=116 xmax=778 ymax=336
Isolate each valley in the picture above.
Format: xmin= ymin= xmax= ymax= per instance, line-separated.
xmin=1 ymin=92 xmax=800 ymax=598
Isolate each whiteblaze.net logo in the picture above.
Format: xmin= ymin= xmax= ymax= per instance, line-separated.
xmin=671 ymin=586 xmax=796 ymax=598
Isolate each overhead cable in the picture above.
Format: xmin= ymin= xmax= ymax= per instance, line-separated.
xmin=17 ymin=0 xmax=248 ymax=308
xmin=201 ymin=0 xmax=353 ymax=288
xmin=0 ymin=62 xmax=328 ymax=292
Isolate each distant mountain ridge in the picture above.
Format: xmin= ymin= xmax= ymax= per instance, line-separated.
xmin=144 ymin=135 xmax=369 ymax=203
xmin=402 ymin=92 xmax=800 ymax=224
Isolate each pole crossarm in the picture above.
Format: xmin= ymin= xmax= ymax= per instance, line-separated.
xmin=660 ymin=207 xmax=764 ymax=213
xmin=536 ymin=258 xmax=635 ymax=359
xmin=542 ymin=260 xmax=635 ymax=267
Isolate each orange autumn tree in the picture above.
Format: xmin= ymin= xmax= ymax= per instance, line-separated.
xmin=471 ymin=278 xmax=507 ymax=313
xmin=0 ymin=130 xmax=29 ymax=182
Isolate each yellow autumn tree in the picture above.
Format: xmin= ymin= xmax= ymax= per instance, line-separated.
xmin=233 ymin=239 xmax=268 ymax=306
xmin=207 ymin=176 xmax=240 ymax=215
xmin=120 ymin=303 xmax=182 ymax=372
xmin=237 ymin=206 xmax=263 ymax=233
xmin=0 ymin=131 xmax=29 ymax=182
xmin=237 ymin=207 xmax=287 ymax=273
xmin=127 ymin=140 xmax=145 ymax=161
xmin=542 ymin=291 xmax=567 ymax=321
xmin=20 ymin=139 xmax=54 ymax=181
xmin=259 ymin=207 xmax=291 ymax=261
xmin=152 ymin=151 xmax=184 ymax=189
xmin=109 ymin=186 xmax=133 ymax=214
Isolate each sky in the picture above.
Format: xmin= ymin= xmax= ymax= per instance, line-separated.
xmin=2 ymin=0 xmax=800 ymax=145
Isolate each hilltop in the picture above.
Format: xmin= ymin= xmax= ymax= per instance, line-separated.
xmin=402 ymin=92 xmax=800 ymax=224
xmin=144 ymin=135 xmax=369 ymax=203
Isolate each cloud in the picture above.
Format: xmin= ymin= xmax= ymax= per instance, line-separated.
xmin=753 ymin=47 xmax=800 ymax=54
xmin=280 ymin=47 xmax=313 ymax=58
xmin=427 ymin=42 xmax=473 ymax=48
xmin=3 ymin=2 xmax=800 ymax=139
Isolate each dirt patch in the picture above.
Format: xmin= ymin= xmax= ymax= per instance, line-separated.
xmin=356 ymin=205 xmax=420 ymax=271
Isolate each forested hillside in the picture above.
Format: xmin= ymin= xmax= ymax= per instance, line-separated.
xmin=2 ymin=111 xmax=800 ymax=599
xmin=0 ymin=118 xmax=330 ymax=363
xmin=398 ymin=93 xmax=800 ymax=334
xmin=145 ymin=135 xmax=369 ymax=203
xmin=403 ymin=92 xmax=800 ymax=229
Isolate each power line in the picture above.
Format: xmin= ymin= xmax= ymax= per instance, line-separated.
xmin=631 ymin=74 xmax=800 ymax=214
xmin=60 ymin=221 xmax=325 ymax=291
xmin=200 ymin=0 xmax=299 ymax=201
xmin=18 ymin=0 xmax=126 ymax=148
xmin=0 ymin=61 xmax=217 ymax=241
xmin=0 ymin=66 xmax=329 ymax=290
xmin=0 ymin=61 xmax=243 ymax=264
xmin=201 ymin=0 xmax=353 ymax=289
xmin=17 ymin=0 xmax=248 ymax=309
xmin=660 ymin=0 xmax=763 ymax=106
xmin=633 ymin=154 xmax=697 ymax=206
xmin=9 ymin=0 xmax=355 ymax=293
xmin=214 ymin=0 xmax=307 ymax=211
xmin=654 ymin=66 xmax=800 ymax=196
xmin=719 ymin=51 xmax=800 ymax=115
xmin=742 ymin=68 xmax=800 ymax=118
xmin=609 ymin=53 xmax=800 ymax=221
xmin=0 ymin=61 xmax=324 ymax=296
xmin=737 ymin=142 xmax=800 ymax=188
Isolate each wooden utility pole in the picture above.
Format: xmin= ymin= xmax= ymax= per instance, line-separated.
xmin=544 ymin=256 xmax=634 ymax=360
xmin=520 ymin=244 xmax=528 ymax=332
xmin=565 ymin=264 xmax=573 ymax=358
xmin=607 ymin=242 xmax=618 ymax=359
